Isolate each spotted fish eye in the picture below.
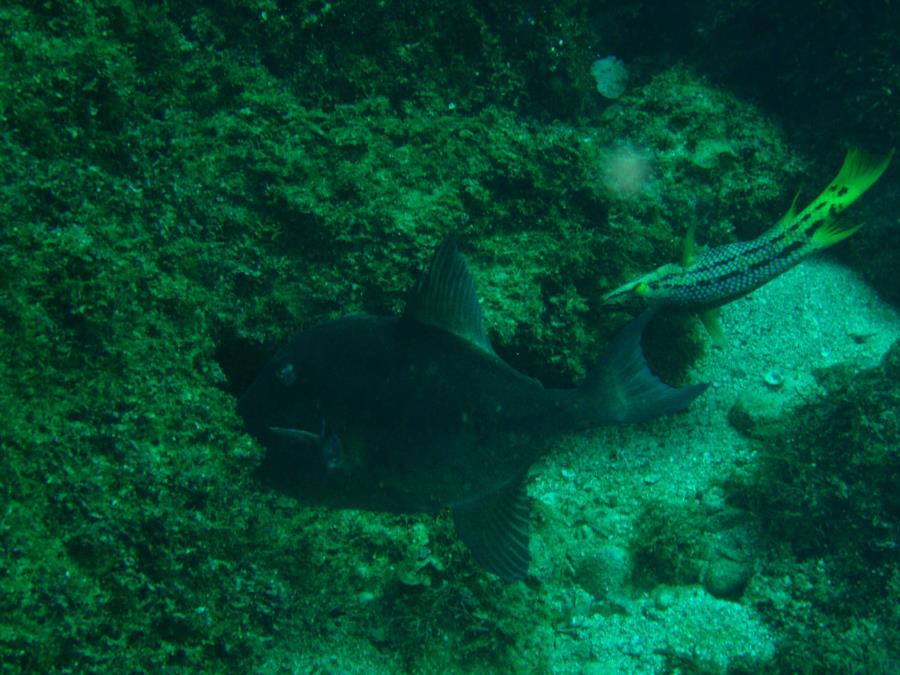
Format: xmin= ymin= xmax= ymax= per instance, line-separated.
xmin=634 ymin=282 xmax=651 ymax=297
xmin=275 ymin=361 xmax=297 ymax=386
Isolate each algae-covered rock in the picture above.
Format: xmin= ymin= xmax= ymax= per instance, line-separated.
xmin=731 ymin=339 xmax=900 ymax=671
xmin=1 ymin=0 xmax=896 ymax=672
xmin=727 ymin=383 xmax=795 ymax=438
xmin=570 ymin=542 xmax=633 ymax=599
xmin=703 ymin=558 xmax=753 ymax=600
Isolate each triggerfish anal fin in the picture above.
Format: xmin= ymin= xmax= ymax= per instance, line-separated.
xmin=453 ymin=476 xmax=531 ymax=581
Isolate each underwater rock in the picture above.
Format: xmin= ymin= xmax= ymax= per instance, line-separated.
xmin=570 ymin=542 xmax=633 ymax=599
xmin=727 ymin=385 xmax=790 ymax=437
xmin=703 ymin=557 xmax=753 ymax=599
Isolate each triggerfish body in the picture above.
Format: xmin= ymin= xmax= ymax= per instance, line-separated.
xmin=238 ymin=237 xmax=707 ymax=580
xmin=603 ymin=148 xmax=893 ymax=340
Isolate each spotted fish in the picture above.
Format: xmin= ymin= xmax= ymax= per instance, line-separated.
xmin=604 ymin=148 xmax=892 ymax=339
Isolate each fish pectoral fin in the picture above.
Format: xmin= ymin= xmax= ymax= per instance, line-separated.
xmin=699 ymin=308 xmax=727 ymax=347
xmin=452 ymin=477 xmax=531 ymax=581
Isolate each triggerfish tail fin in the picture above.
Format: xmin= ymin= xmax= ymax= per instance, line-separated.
xmin=792 ymin=148 xmax=894 ymax=249
xmin=572 ymin=307 xmax=708 ymax=426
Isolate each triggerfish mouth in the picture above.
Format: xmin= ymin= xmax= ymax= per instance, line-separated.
xmin=238 ymin=237 xmax=707 ymax=580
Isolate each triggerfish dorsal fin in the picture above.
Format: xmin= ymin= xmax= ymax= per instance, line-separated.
xmin=405 ymin=236 xmax=496 ymax=356
xmin=453 ymin=476 xmax=531 ymax=581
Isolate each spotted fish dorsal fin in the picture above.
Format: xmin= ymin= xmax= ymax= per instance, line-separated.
xmin=405 ymin=236 xmax=495 ymax=355
xmin=681 ymin=222 xmax=699 ymax=267
xmin=772 ymin=189 xmax=801 ymax=232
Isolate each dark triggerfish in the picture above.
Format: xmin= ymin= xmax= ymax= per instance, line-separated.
xmin=238 ymin=238 xmax=706 ymax=580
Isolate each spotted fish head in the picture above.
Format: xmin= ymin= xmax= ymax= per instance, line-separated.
xmin=603 ymin=262 xmax=684 ymax=305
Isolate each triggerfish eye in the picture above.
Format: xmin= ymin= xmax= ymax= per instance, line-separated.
xmin=276 ymin=362 xmax=296 ymax=386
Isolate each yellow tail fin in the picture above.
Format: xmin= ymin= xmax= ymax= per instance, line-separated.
xmin=809 ymin=148 xmax=893 ymax=248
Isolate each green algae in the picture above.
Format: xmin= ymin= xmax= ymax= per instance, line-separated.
xmin=729 ymin=340 xmax=900 ymax=672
